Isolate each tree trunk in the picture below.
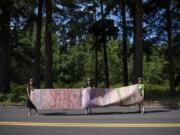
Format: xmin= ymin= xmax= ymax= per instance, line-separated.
xmin=100 ymin=0 xmax=109 ymax=88
xmin=132 ymin=4 xmax=136 ymax=83
xmin=120 ymin=0 xmax=128 ymax=86
xmin=133 ymin=0 xmax=143 ymax=83
xmin=34 ymin=0 xmax=43 ymax=88
xmin=93 ymin=6 xmax=98 ymax=88
xmin=0 ymin=2 xmax=11 ymax=93
xmin=95 ymin=38 xmax=98 ymax=88
xmin=28 ymin=0 xmax=35 ymax=42
xmin=166 ymin=0 xmax=175 ymax=96
xmin=102 ymin=41 xmax=109 ymax=88
xmin=45 ymin=0 xmax=53 ymax=88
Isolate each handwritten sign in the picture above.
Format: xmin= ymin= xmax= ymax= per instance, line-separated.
xmin=31 ymin=89 xmax=82 ymax=109
xmin=30 ymin=85 xmax=143 ymax=110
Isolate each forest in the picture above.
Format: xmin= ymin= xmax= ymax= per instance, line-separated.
xmin=0 ymin=0 xmax=179 ymax=103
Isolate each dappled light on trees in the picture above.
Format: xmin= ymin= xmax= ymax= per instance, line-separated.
xmin=0 ymin=0 xmax=179 ymax=98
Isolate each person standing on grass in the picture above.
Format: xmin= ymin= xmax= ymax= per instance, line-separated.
xmin=138 ymin=77 xmax=144 ymax=114
xmin=26 ymin=78 xmax=38 ymax=116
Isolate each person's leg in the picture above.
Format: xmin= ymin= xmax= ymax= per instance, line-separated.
xmin=141 ymin=102 xmax=144 ymax=114
xmin=85 ymin=108 xmax=88 ymax=114
xmin=34 ymin=107 xmax=38 ymax=114
xmin=30 ymin=101 xmax=38 ymax=115
xmin=89 ymin=107 xmax=92 ymax=114
xmin=138 ymin=103 xmax=141 ymax=113
xmin=28 ymin=108 xmax=31 ymax=116
xmin=85 ymin=108 xmax=91 ymax=115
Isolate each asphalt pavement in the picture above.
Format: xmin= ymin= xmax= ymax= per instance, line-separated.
xmin=0 ymin=105 xmax=180 ymax=135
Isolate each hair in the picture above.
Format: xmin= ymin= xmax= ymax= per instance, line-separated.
xmin=27 ymin=78 xmax=33 ymax=86
xmin=138 ymin=77 xmax=143 ymax=83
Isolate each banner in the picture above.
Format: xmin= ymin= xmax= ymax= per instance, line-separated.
xmin=30 ymin=89 xmax=82 ymax=110
xmin=30 ymin=85 xmax=143 ymax=110
xmin=82 ymin=85 xmax=143 ymax=108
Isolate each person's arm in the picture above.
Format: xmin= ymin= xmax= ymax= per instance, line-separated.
xmin=26 ymin=85 xmax=30 ymax=98
xmin=138 ymin=84 xmax=144 ymax=98
xmin=141 ymin=85 xmax=144 ymax=98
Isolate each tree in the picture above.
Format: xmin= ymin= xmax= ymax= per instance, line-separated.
xmin=94 ymin=37 xmax=99 ymax=88
xmin=89 ymin=19 xmax=118 ymax=88
xmin=0 ymin=1 xmax=11 ymax=93
xmin=34 ymin=0 xmax=43 ymax=88
xmin=100 ymin=0 xmax=109 ymax=88
xmin=133 ymin=0 xmax=143 ymax=83
xmin=89 ymin=3 xmax=99 ymax=88
xmin=45 ymin=0 xmax=53 ymax=88
xmin=89 ymin=36 xmax=101 ymax=88
xmin=120 ymin=0 xmax=128 ymax=86
xmin=166 ymin=0 xmax=175 ymax=96
xmin=143 ymin=0 xmax=178 ymax=95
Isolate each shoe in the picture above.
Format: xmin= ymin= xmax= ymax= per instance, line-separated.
xmin=141 ymin=107 xmax=144 ymax=114
xmin=85 ymin=109 xmax=88 ymax=115
xmin=89 ymin=108 xmax=92 ymax=114
xmin=28 ymin=112 xmax=31 ymax=116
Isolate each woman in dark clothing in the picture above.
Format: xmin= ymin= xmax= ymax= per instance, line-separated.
xmin=26 ymin=78 xmax=37 ymax=115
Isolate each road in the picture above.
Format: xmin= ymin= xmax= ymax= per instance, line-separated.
xmin=0 ymin=106 xmax=180 ymax=135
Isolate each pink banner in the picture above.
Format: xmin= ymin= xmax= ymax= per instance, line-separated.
xmin=30 ymin=85 xmax=143 ymax=110
xmin=30 ymin=89 xmax=82 ymax=110
xmin=82 ymin=85 xmax=143 ymax=108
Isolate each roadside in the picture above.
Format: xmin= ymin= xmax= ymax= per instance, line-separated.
xmin=0 ymin=99 xmax=180 ymax=108
xmin=1 ymin=89 xmax=180 ymax=107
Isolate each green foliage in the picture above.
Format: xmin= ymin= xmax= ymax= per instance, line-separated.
xmin=11 ymin=83 xmax=26 ymax=95
xmin=143 ymin=45 xmax=168 ymax=84
xmin=107 ymin=40 xmax=122 ymax=85
xmin=0 ymin=93 xmax=7 ymax=102
xmin=144 ymin=83 xmax=169 ymax=100
xmin=58 ymin=44 xmax=87 ymax=83
xmin=89 ymin=19 xmax=118 ymax=42
xmin=0 ymin=0 xmax=179 ymax=101
xmin=54 ymin=81 xmax=85 ymax=88
xmin=0 ymin=83 xmax=27 ymax=104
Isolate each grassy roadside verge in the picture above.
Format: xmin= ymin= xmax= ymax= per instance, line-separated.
xmin=0 ymin=93 xmax=27 ymax=106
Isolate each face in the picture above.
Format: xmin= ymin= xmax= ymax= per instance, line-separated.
xmin=87 ymin=80 xmax=90 ymax=84
xmin=138 ymin=79 xmax=142 ymax=83
xmin=29 ymin=79 xmax=33 ymax=85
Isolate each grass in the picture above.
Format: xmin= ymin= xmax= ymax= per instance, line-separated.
xmin=0 ymin=93 xmax=27 ymax=106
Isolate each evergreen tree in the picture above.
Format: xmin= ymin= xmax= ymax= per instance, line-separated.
xmin=45 ymin=0 xmax=53 ymax=88
xmin=34 ymin=0 xmax=43 ymax=88
xmin=0 ymin=0 xmax=11 ymax=93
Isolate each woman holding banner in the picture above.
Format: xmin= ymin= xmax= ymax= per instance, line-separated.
xmin=138 ymin=77 xmax=144 ymax=114
xmin=83 ymin=78 xmax=94 ymax=114
xmin=26 ymin=78 xmax=38 ymax=116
